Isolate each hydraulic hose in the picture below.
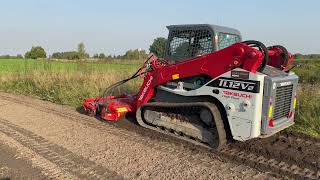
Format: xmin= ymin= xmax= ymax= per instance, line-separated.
xmin=242 ymin=40 xmax=269 ymax=72
xmin=94 ymin=55 xmax=155 ymax=109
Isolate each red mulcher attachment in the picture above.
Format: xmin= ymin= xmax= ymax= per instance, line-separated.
xmin=83 ymin=54 xmax=158 ymax=121
xmin=83 ymin=95 xmax=136 ymax=121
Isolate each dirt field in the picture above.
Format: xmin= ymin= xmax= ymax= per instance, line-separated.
xmin=0 ymin=92 xmax=318 ymax=179
xmin=0 ymin=92 xmax=279 ymax=179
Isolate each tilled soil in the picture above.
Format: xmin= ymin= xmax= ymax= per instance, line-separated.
xmin=0 ymin=92 xmax=318 ymax=179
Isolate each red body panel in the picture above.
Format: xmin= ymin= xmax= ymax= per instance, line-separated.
xmin=134 ymin=43 xmax=263 ymax=108
xmin=268 ymin=47 xmax=293 ymax=71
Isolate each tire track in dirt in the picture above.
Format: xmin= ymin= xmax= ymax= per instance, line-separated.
xmin=0 ymin=143 xmax=48 ymax=180
xmin=0 ymin=131 xmax=79 ymax=179
xmin=0 ymin=117 xmax=121 ymax=180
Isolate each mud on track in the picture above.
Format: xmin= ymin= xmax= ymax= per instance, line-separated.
xmin=0 ymin=92 xmax=319 ymax=179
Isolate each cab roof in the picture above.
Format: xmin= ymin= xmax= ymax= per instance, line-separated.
xmin=166 ymin=24 xmax=241 ymax=36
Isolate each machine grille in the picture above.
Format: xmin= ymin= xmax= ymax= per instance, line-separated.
xmin=273 ymin=85 xmax=293 ymax=120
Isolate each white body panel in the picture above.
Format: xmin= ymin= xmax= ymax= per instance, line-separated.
xmin=159 ymin=69 xmax=266 ymax=141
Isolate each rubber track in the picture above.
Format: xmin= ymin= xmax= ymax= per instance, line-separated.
xmin=0 ymin=118 xmax=121 ymax=180
xmin=0 ymin=94 xmax=319 ymax=179
xmin=136 ymin=102 xmax=227 ymax=149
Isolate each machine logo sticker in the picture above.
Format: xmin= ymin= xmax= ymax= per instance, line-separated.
xmin=208 ymin=77 xmax=260 ymax=93
xmin=138 ymin=76 xmax=154 ymax=101
xmin=223 ymin=90 xmax=253 ymax=99
xmin=231 ymin=71 xmax=249 ymax=79
xmin=279 ymin=81 xmax=292 ymax=86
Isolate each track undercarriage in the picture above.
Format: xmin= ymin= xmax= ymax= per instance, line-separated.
xmin=136 ymin=102 xmax=227 ymax=149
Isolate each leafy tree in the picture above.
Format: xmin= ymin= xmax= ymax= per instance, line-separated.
xmin=77 ymin=42 xmax=86 ymax=59
xmin=98 ymin=53 xmax=106 ymax=59
xmin=24 ymin=52 xmax=31 ymax=59
xmin=52 ymin=52 xmax=63 ymax=59
xmin=92 ymin=53 xmax=106 ymax=59
xmin=25 ymin=46 xmax=47 ymax=59
xmin=149 ymin=37 xmax=167 ymax=58
xmin=93 ymin=54 xmax=99 ymax=59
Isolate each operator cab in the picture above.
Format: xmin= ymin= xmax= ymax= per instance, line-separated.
xmin=165 ymin=24 xmax=242 ymax=63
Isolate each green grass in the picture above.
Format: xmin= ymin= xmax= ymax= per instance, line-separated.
xmin=293 ymin=59 xmax=320 ymax=84
xmin=287 ymin=59 xmax=320 ymax=138
xmin=0 ymin=58 xmax=141 ymax=107
xmin=0 ymin=58 xmax=319 ymax=138
xmin=0 ymin=59 xmax=139 ymax=75
xmin=288 ymin=84 xmax=320 ymax=138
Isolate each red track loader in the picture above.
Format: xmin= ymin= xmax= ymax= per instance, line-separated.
xmin=83 ymin=24 xmax=298 ymax=148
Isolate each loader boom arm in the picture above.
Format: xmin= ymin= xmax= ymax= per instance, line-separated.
xmin=135 ymin=42 xmax=265 ymax=107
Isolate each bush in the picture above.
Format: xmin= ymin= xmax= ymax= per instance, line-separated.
xmin=25 ymin=46 xmax=47 ymax=59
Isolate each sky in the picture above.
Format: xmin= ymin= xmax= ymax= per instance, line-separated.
xmin=0 ymin=0 xmax=319 ymax=56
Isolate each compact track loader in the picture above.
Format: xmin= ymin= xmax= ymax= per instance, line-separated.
xmin=84 ymin=24 xmax=298 ymax=148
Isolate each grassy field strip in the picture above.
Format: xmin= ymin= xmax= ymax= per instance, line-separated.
xmin=0 ymin=59 xmax=140 ymax=75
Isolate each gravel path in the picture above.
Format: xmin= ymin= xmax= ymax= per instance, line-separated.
xmin=0 ymin=92 xmax=278 ymax=179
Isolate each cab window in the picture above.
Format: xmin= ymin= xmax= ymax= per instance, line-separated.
xmin=218 ymin=33 xmax=240 ymax=49
xmin=168 ymin=29 xmax=213 ymax=62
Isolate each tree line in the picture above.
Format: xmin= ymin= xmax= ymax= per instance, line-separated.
xmin=294 ymin=53 xmax=320 ymax=59
xmin=1 ymin=38 xmax=320 ymax=61
xmin=0 ymin=54 xmax=23 ymax=59
xmin=0 ymin=37 xmax=168 ymax=60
